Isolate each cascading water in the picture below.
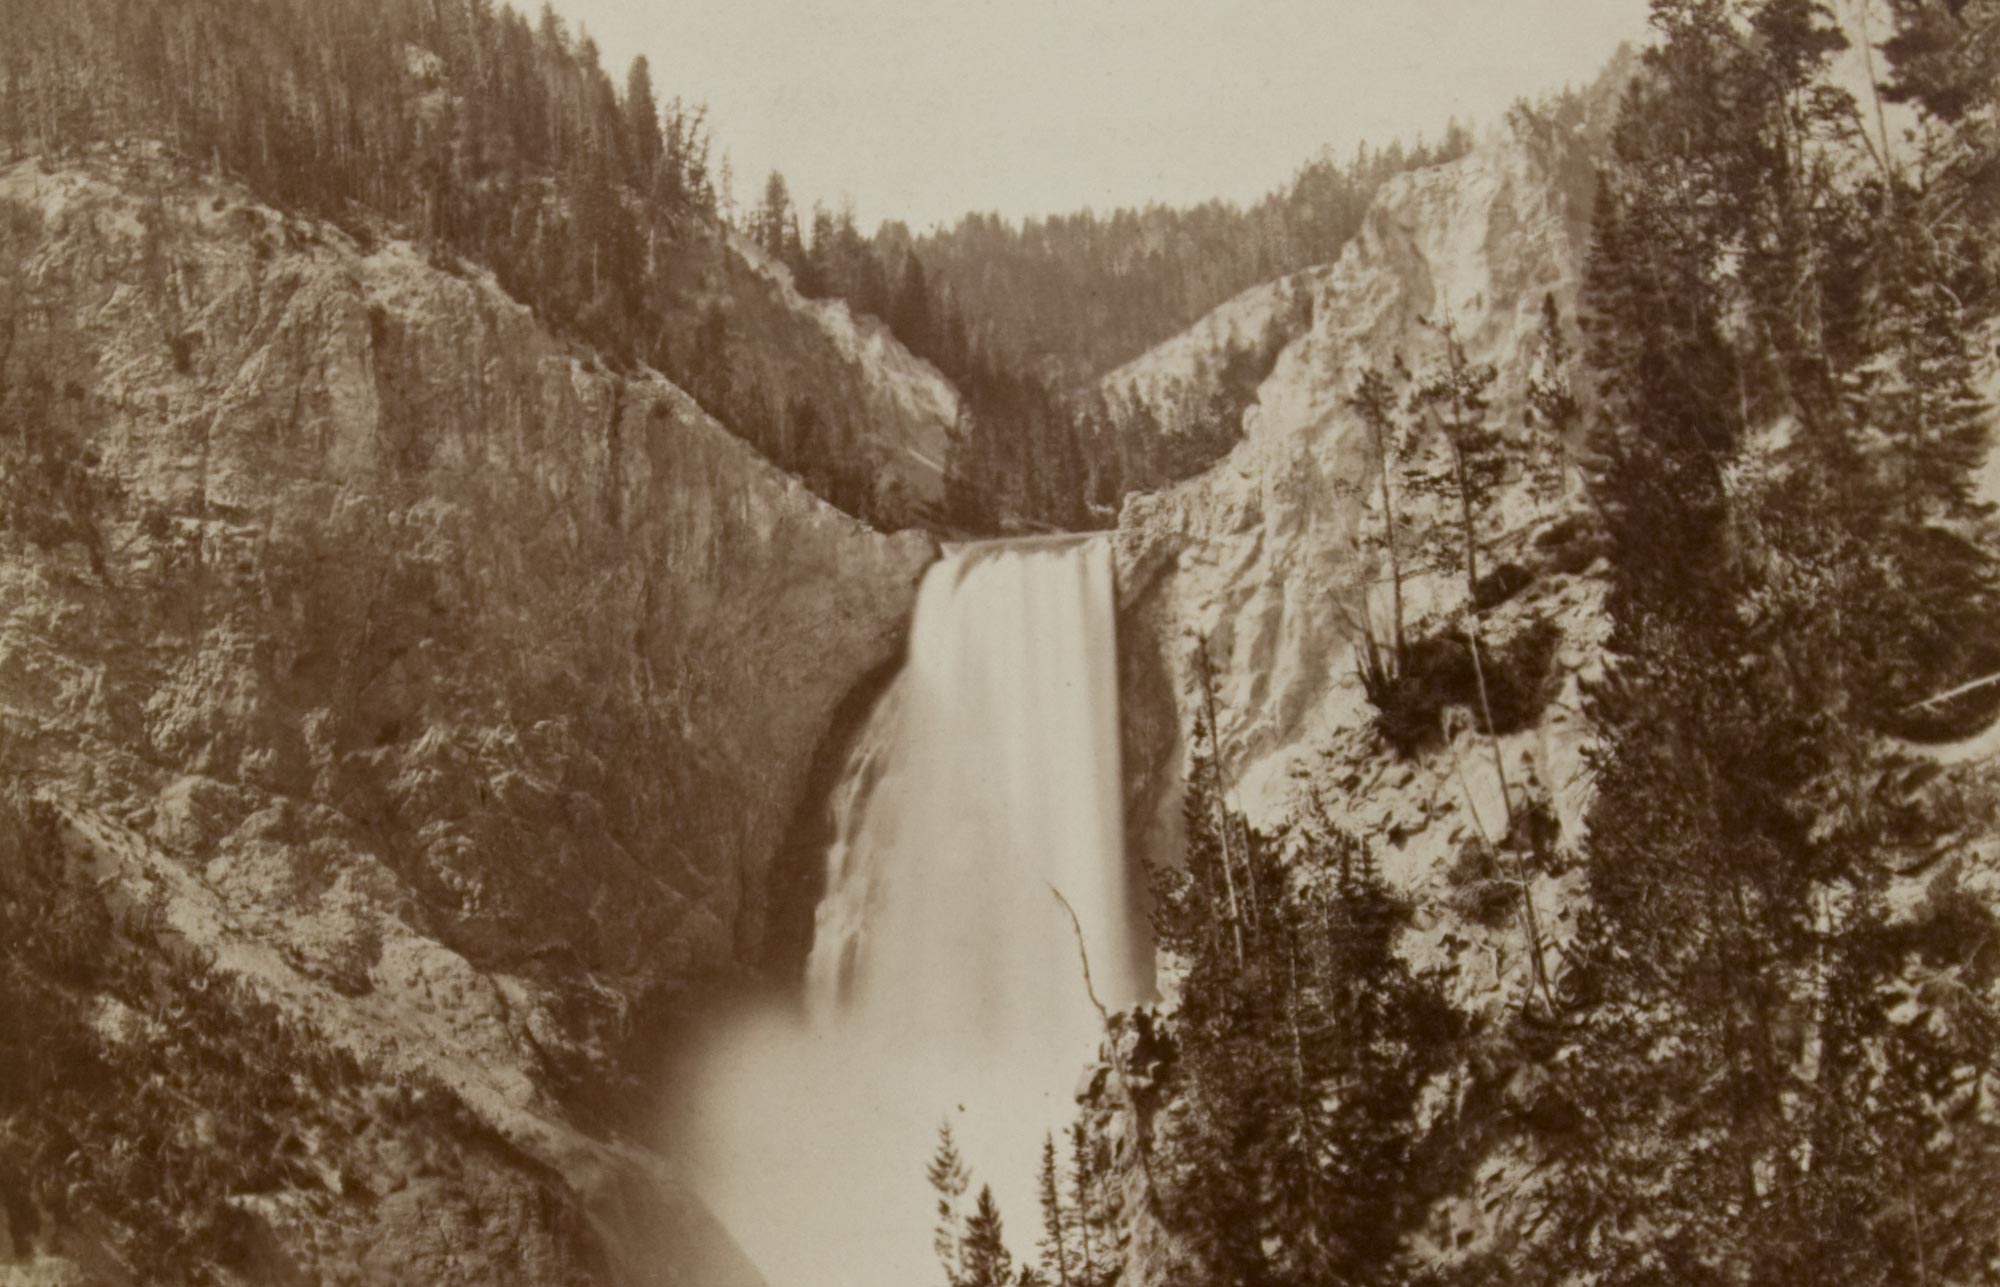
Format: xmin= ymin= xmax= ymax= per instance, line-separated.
xmin=678 ymin=536 xmax=1148 ymax=1287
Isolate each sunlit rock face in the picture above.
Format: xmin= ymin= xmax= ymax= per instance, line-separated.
xmin=1113 ymin=135 xmax=1589 ymax=870
xmin=681 ymin=538 xmax=1149 ymax=1287
xmin=0 ymin=149 xmax=934 ymax=1284
xmin=1107 ymin=135 xmax=1614 ymax=1282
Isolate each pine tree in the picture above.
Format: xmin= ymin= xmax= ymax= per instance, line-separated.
xmin=960 ymin=1185 xmax=1018 ymax=1287
xmin=1149 ymin=723 xmax=1461 ymax=1286
xmin=1035 ymin=1133 xmax=1075 ymax=1287
xmin=1512 ymin=12 xmax=2000 ymax=1280
xmin=1880 ymin=0 xmax=2000 ymax=124
xmin=1524 ymin=293 xmax=1579 ymax=507
xmin=756 ymin=170 xmax=798 ymax=264
xmin=1865 ymin=249 xmax=1992 ymax=527
xmin=689 ymin=302 xmax=733 ymax=411
xmin=894 ymin=251 xmax=936 ymax=357
xmin=928 ymin=1121 xmax=972 ymax=1286
xmin=716 ymin=151 xmax=738 ymax=227
xmin=623 ymin=55 xmax=662 ymax=184
xmin=943 ymin=406 xmax=997 ymax=533
xmin=1578 ymin=85 xmax=1740 ymax=615
xmin=1347 ymin=363 xmax=1411 ymax=675
xmin=798 ymin=203 xmax=836 ymax=298
xmin=1065 ymin=1121 xmax=1108 ymax=1287
xmin=1405 ymin=318 xmax=1504 ymax=605
xmin=1157 ymin=643 xmax=1248 ymax=972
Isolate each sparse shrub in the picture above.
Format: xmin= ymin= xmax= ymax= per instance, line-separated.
xmin=1531 ymin=510 xmax=1604 ymax=575
xmin=1363 ymin=617 xmax=1563 ymax=756
xmin=1471 ymin=562 xmax=1534 ymax=613
xmin=1505 ymin=793 xmax=1566 ymax=872
xmin=0 ymin=781 xmax=533 ymax=1281
xmin=1898 ymin=869 xmax=2000 ymax=979
xmin=1854 ymin=525 xmax=2000 ymax=743
xmin=328 ymin=920 xmax=381 ymax=997
xmin=1443 ymin=840 xmax=1517 ymax=928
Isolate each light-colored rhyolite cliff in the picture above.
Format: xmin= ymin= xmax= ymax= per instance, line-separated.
xmin=1105 ymin=131 xmax=1609 ymax=1281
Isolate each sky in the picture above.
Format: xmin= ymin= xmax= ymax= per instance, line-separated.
xmin=546 ymin=0 xmax=1655 ymax=232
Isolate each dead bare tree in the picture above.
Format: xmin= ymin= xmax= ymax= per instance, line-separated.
xmin=1047 ymin=882 xmax=1165 ymax=1222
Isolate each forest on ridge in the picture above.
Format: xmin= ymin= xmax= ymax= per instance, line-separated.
xmin=2 ymin=0 xmax=2000 ymax=1285
xmin=5 ymin=0 xmax=1474 ymax=535
xmin=922 ymin=2 xmax=2000 ymax=1286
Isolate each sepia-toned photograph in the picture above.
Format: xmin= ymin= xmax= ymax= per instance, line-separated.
xmin=2 ymin=0 xmax=1998 ymax=1283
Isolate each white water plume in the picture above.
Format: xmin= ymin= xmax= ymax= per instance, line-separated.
xmin=678 ymin=536 xmax=1148 ymax=1287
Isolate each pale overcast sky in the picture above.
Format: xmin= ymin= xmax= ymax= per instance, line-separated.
xmin=545 ymin=0 xmax=1653 ymax=231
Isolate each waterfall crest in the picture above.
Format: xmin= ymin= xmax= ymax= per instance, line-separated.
xmin=680 ymin=537 xmax=1147 ymax=1287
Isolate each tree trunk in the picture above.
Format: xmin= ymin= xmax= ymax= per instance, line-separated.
xmin=1373 ymin=422 xmax=1406 ymax=666
xmin=1196 ymin=638 xmax=1251 ymax=965
xmin=1453 ymin=435 xmax=1479 ymax=604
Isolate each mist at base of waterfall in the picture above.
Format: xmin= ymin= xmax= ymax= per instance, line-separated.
xmin=672 ymin=538 xmax=1148 ymax=1287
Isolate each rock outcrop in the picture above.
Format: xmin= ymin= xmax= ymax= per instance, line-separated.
xmin=0 ymin=147 xmax=935 ymax=1284
xmin=1107 ymin=131 xmax=1606 ymax=1280
xmin=1114 ymin=134 xmax=1589 ymax=876
xmin=728 ymin=233 xmax=959 ymax=506
xmin=1099 ymin=267 xmax=1326 ymax=412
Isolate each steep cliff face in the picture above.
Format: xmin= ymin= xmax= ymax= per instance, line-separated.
xmin=1107 ymin=135 xmax=1605 ymax=1279
xmin=1105 ymin=99 xmax=2000 ymax=1284
xmin=1115 ymin=135 xmax=1588 ymax=869
xmin=729 ymin=233 xmax=959 ymax=506
xmin=1099 ymin=267 xmax=1327 ymax=412
xmin=0 ymin=147 xmax=934 ymax=1283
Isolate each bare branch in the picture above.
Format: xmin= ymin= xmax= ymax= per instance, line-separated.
xmin=1047 ymin=882 xmax=1166 ymax=1221
xmin=1905 ymin=669 xmax=2000 ymax=712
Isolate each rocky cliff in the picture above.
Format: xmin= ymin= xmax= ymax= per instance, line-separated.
xmin=1106 ymin=129 xmax=1608 ymax=1279
xmin=1115 ymin=132 xmax=1591 ymax=868
xmin=728 ymin=233 xmax=959 ymax=508
xmin=1108 ymin=82 xmax=2000 ymax=1281
xmin=0 ymin=145 xmax=935 ymax=1284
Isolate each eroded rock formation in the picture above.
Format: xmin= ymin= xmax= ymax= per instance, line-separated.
xmin=0 ymin=148 xmax=936 ymax=1284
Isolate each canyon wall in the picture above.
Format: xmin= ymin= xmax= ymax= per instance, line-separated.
xmin=0 ymin=147 xmax=936 ymax=1284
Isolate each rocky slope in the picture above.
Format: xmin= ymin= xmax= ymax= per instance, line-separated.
xmin=1108 ymin=96 xmax=2000 ymax=1282
xmin=0 ymin=146 xmax=935 ymax=1284
xmin=1114 ymin=131 xmax=1589 ymax=868
xmin=1106 ymin=129 xmax=1606 ymax=1280
xmin=728 ymin=234 xmax=959 ymax=505
xmin=1099 ymin=267 xmax=1325 ymax=412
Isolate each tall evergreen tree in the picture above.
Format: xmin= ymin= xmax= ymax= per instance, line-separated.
xmin=1348 ymin=363 xmax=1412 ymax=676
xmin=623 ymin=54 xmax=662 ymax=183
xmin=1514 ymin=6 xmax=2000 ymax=1283
xmin=1065 ymin=1121 xmax=1110 ymax=1287
xmin=1405 ymin=319 xmax=1504 ymax=604
xmin=1035 ymin=1133 xmax=1075 ymax=1287
xmin=928 ymin=1121 xmax=972 ymax=1284
xmin=960 ymin=1186 xmax=1019 ymax=1287
xmin=1524 ymin=293 xmax=1580 ymax=507
xmin=1149 ymin=750 xmax=1462 ymax=1285
xmin=756 ymin=169 xmax=798 ymax=263
xmin=894 ymin=251 xmax=936 ymax=357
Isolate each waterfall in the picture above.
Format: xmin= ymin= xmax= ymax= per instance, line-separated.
xmin=678 ymin=537 xmax=1148 ymax=1287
